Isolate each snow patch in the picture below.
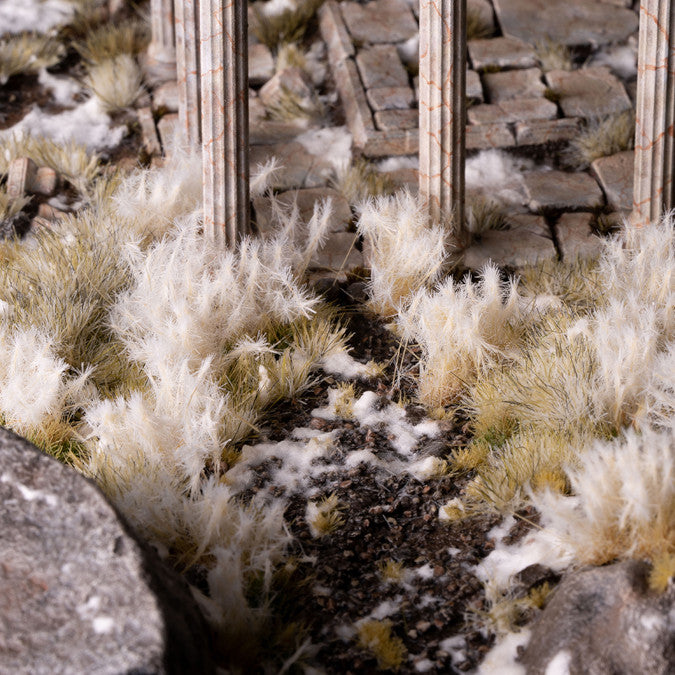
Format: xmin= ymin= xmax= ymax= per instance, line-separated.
xmin=545 ymin=650 xmax=572 ymax=675
xmin=321 ymin=351 xmax=378 ymax=380
xmin=92 ymin=616 xmax=115 ymax=635
xmin=465 ymin=150 xmax=535 ymax=207
xmin=378 ymin=156 xmax=419 ymax=173
xmin=414 ymin=658 xmax=435 ymax=672
xmin=258 ymin=0 xmax=297 ymax=17
xmin=0 ymin=0 xmax=75 ymax=35
xmin=38 ymin=68 xmax=82 ymax=106
xmin=440 ymin=635 xmax=466 ymax=665
xmin=416 ymin=563 xmax=434 ymax=580
xmin=590 ymin=45 xmax=637 ymax=80
xmin=295 ymin=126 xmax=352 ymax=170
xmin=478 ymin=629 xmax=530 ymax=674
xmin=369 ymin=597 xmax=402 ymax=619
xmin=1 ymin=473 xmax=58 ymax=506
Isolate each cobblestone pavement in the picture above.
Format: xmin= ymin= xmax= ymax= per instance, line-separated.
xmin=144 ymin=0 xmax=640 ymax=273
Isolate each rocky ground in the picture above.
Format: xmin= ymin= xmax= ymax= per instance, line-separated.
xmin=2 ymin=1 xmax=668 ymax=674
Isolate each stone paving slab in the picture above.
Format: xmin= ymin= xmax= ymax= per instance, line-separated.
xmin=492 ymin=0 xmax=638 ymax=47
xmin=468 ymin=36 xmax=537 ymax=71
xmin=482 ymin=68 xmax=546 ymax=103
xmin=515 ymin=118 xmax=581 ymax=146
xmin=249 ymin=142 xmax=334 ymax=190
xmin=545 ymin=67 xmax=632 ymax=119
xmin=524 ymin=170 xmax=605 ymax=211
xmin=462 ymin=214 xmax=557 ymax=269
xmin=356 ymin=45 xmax=409 ymax=89
xmin=555 ymin=212 xmax=604 ymax=261
xmin=374 ymin=109 xmax=418 ymax=131
xmin=366 ymin=86 xmax=415 ymax=111
xmin=340 ymin=0 xmax=417 ymax=45
xmin=591 ymin=150 xmax=634 ymax=212
xmin=468 ymin=98 xmax=557 ymax=125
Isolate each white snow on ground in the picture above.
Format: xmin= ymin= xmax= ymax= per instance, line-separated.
xmin=320 ymin=351 xmax=379 ymax=379
xmin=0 ymin=0 xmax=75 ymax=35
xmin=378 ymin=156 xmax=419 ymax=172
xmin=295 ymin=126 xmax=352 ymax=171
xmin=465 ymin=150 xmax=535 ymax=207
xmin=544 ymin=650 xmax=572 ymax=675
xmin=477 ymin=629 xmax=530 ymax=674
xmin=0 ymin=98 xmax=126 ymax=151
xmin=38 ymin=68 xmax=82 ymax=106
xmin=440 ymin=635 xmax=466 ymax=666
xmin=589 ymin=44 xmax=637 ymax=80
xmin=257 ymin=0 xmax=297 ymax=17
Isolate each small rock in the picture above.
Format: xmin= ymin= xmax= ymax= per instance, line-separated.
xmin=482 ymin=68 xmax=545 ymax=103
xmin=356 ymin=45 xmax=409 ymax=89
xmin=310 ymin=232 xmax=363 ymax=272
xmin=156 ymin=113 xmax=180 ymax=156
xmin=468 ymin=98 xmax=557 ymax=125
xmin=524 ymin=170 xmax=604 ymax=211
xmin=515 ymin=117 xmax=581 ymax=146
xmin=7 ymin=157 xmax=37 ymax=199
xmin=153 ymin=80 xmax=179 ymax=112
xmin=519 ymin=560 xmax=675 ymax=674
xmin=259 ymin=67 xmax=315 ymax=112
xmin=591 ymin=150 xmax=634 ymax=212
xmin=340 ymin=0 xmax=417 ymax=45
xmin=249 ymin=43 xmax=275 ymax=87
xmin=374 ymin=109 xmax=418 ymax=131
xmin=366 ymin=86 xmax=415 ymax=111
xmin=249 ymin=141 xmax=333 ymax=190
xmin=37 ymin=203 xmax=67 ymax=221
xmin=31 ymin=167 xmax=58 ymax=196
xmin=468 ymin=0 xmax=496 ymax=36
xmin=466 ymin=123 xmax=516 ymax=150
xmin=545 ymin=67 xmax=632 ymax=119
xmin=469 ymin=36 xmax=537 ymax=71
xmin=466 ymin=70 xmax=484 ymax=102
xmin=556 ymin=212 xmax=604 ymax=261
xmin=137 ymin=107 xmax=161 ymax=156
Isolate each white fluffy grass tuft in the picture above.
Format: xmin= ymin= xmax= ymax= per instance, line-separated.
xmin=0 ymin=34 xmax=65 ymax=85
xmin=85 ymin=54 xmax=145 ymax=112
xmin=356 ymin=190 xmax=447 ymax=317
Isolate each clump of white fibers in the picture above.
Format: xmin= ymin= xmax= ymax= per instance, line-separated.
xmin=534 ymin=427 xmax=675 ymax=565
xmin=397 ymin=263 xmax=523 ymax=407
xmin=465 ymin=150 xmax=534 ymax=208
xmin=356 ymin=190 xmax=447 ymax=317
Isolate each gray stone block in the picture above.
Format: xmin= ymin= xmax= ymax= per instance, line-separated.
xmin=524 ymin=170 xmax=604 ymax=210
xmin=591 ymin=150 xmax=634 ymax=212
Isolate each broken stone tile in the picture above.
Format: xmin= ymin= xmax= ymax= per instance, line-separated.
xmin=545 ymin=67 xmax=632 ymax=118
xmin=469 ymin=36 xmax=537 ymax=70
xmin=356 ymin=45 xmax=409 ymax=89
xmin=253 ymin=187 xmax=352 ymax=238
xmin=366 ymin=86 xmax=415 ymax=111
xmin=153 ymin=80 xmax=178 ymax=112
xmin=156 ymin=113 xmax=179 ymax=154
xmin=466 ymin=123 xmax=516 ymax=150
xmin=32 ymin=167 xmax=58 ymax=196
xmin=466 ymin=70 xmax=484 ymax=102
xmin=492 ymin=0 xmax=638 ymax=47
xmin=524 ymin=170 xmax=604 ymax=211
xmin=515 ymin=118 xmax=581 ymax=146
xmin=468 ymin=98 xmax=557 ymax=125
xmin=482 ymin=68 xmax=545 ymax=103
xmin=318 ymin=1 xmax=355 ymax=65
xmin=7 ymin=158 xmax=37 ymax=199
xmin=249 ymin=142 xmax=333 ymax=190
xmin=591 ymin=150 xmax=634 ymax=212
xmin=468 ymin=0 xmax=496 ymax=37
xmin=249 ymin=43 xmax=275 ymax=87
xmin=340 ymin=0 xmax=417 ymax=45
xmin=374 ymin=109 xmax=418 ymax=131
xmin=462 ymin=214 xmax=556 ymax=269
xmin=362 ymin=129 xmax=419 ymax=157
xmin=334 ymin=59 xmax=375 ymax=148
xmin=555 ymin=212 xmax=604 ymax=261
xmin=311 ymin=232 xmax=362 ymax=271
xmin=137 ymin=107 xmax=161 ymax=156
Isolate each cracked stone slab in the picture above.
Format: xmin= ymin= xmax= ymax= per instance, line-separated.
xmin=493 ymin=0 xmax=638 ymax=48
xmin=374 ymin=109 xmax=418 ymax=131
xmin=366 ymin=86 xmax=415 ymax=111
xmin=466 ymin=123 xmax=516 ymax=150
xmin=356 ymin=45 xmax=409 ymax=89
xmin=340 ymin=0 xmax=417 ymax=45
xmin=253 ymin=187 xmax=352 ymax=238
xmin=556 ymin=212 xmax=604 ymax=261
xmin=462 ymin=214 xmax=556 ymax=269
xmin=524 ymin=170 xmax=604 ymax=211
xmin=591 ymin=150 xmax=634 ymax=212
xmin=468 ymin=98 xmax=557 ymax=125
xmin=545 ymin=67 xmax=632 ymax=119
xmin=515 ymin=118 xmax=581 ymax=146
xmin=469 ymin=36 xmax=537 ymax=71
xmin=482 ymin=67 xmax=546 ymax=103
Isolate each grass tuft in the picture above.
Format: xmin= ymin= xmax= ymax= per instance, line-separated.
xmin=252 ymin=0 xmax=325 ymax=52
xmin=534 ymin=39 xmax=573 ymax=72
xmin=356 ymin=619 xmax=407 ymax=671
xmin=74 ymin=18 xmax=149 ymax=65
xmin=0 ymin=34 xmax=65 ymax=85
xmin=567 ymin=111 xmax=635 ymax=169
xmin=85 ymin=54 xmax=145 ymax=112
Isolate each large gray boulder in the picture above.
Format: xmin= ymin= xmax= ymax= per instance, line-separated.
xmin=0 ymin=427 xmax=216 ymax=675
xmin=520 ymin=560 xmax=675 ymax=674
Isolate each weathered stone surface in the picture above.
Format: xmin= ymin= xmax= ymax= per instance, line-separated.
xmin=374 ymin=109 xmax=418 ymax=131
xmin=482 ymin=67 xmax=546 ymax=103
xmin=520 ymin=561 xmax=675 ymax=674
xmin=259 ymin=67 xmax=315 ymax=111
xmin=362 ymin=129 xmax=419 ymax=157
xmin=515 ymin=117 xmax=581 ymax=146
xmin=156 ymin=113 xmax=179 ymax=154
xmin=380 ymin=166 xmax=418 ymax=191
xmin=556 ymin=212 xmax=604 ymax=261
xmin=466 ymin=69 xmax=484 ymax=102
xmin=493 ymin=0 xmax=638 ymax=48
xmin=153 ymin=80 xmax=179 ymax=112
xmin=0 ymin=427 xmax=215 ymax=675
xmin=591 ymin=150 xmax=634 ymax=212
xmin=253 ymin=187 xmax=352 ymax=238
xmin=340 ymin=0 xmax=417 ymax=45
xmin=468 ymin=36 xmax=537 ymax=70
xmin=137 ymin=106 xmax=161 ymax=156
xmin=249 ymin=141 xmax=333 ymax=190
xmin=468 ymin=98 xmax=557 ymax=125
xmin=468 ymin=0 xmax=496 ymax=37
xmin=319 ymin=0 xmax=355 ymax=65
xmin=311 ymin=231 xmax=363 ymax=271
xmin=462 ymin=214 xmax=556 ymax=269
xmin=356 ymin=45 xmax=409 ymax=89
xmin=545 ymin=67 xmax=632 ymax=118
xmin=366 ymin=86 xmax=415 ymax=111
xmin=465 ymin=123 xmax=516 ymax=150
xmin=32 ymin=167 xmax=58 ymax=196
xmin=37 ymin=203 xmax=67 ymax=221
xmin=248 ymin=42 xmax=275 ymax=87
xmin=7 ymin=157 xmax=37 ymax=199
xmin=334 ymin=58 xmax=374 ymax=148
xmin=524 ymin=170 xmax=604 ymax=210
